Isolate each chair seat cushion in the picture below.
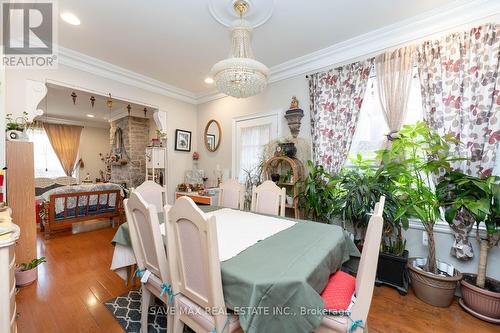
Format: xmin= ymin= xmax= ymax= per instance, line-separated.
xmin=321 ymin=270 xmax=356 ymax=311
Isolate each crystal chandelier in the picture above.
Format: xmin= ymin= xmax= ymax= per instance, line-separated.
xmin=210 ymin=0 xmax=269 ymax=98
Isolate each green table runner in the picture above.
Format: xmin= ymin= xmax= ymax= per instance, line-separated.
xmin=112 ymin=207 xmax=359 ymax=333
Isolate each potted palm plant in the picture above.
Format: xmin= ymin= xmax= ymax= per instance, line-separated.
xmin=437 ymin=171 xmax=500 ymax=322
xmin=15 ymin=257 xmax=46 ymax=286
xmin=298 ymin=161 xmax=338 ymax=223
xmin=380 ymin=121 xmax=462 ymax=307
xmin=335 ymin=156 xmax=410 ymax=294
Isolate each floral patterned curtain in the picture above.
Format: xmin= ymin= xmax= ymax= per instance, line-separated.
xmin=417 ymin=23 xmax=500 ymax=260
xmin=308 ymin=59 xmax=373 ymax=174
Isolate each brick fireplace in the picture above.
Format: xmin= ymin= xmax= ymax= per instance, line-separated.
xmin=109 ymin=116 xmax=149 ymax=188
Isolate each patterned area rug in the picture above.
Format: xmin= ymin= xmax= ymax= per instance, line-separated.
xmin=104 ymin=289 xmax=194 ymax=333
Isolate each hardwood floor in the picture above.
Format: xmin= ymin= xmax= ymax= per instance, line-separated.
xmin=16 ymin=227 xmax=498 ymax=333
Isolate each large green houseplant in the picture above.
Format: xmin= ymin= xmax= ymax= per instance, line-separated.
xmin=437 ymin=172 xmax=500 ymax=320
xmin=298 ymin=161 xmax=338 ymax=223
xmin=334 ymin=156 xmax=410 ymax=294
xmin=379 ymin=121 xmax=463 ymax=307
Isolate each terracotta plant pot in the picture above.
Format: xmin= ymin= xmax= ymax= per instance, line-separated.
xmin=408 ymin=257 xmax=462 ymax=307
xmin=15 ymin=267 xmax=38 ymax=287
xmin=460 ymin=273 xmax=500 ymax=323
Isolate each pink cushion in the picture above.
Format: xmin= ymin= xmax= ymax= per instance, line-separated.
xmin=321 ymin=270 xmax=356 ymax=311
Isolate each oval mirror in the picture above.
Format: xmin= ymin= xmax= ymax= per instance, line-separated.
xmin=204 ymin=119 xmax=221 ymax=152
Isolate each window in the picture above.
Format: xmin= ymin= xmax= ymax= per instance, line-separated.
xmin=347 ymin=67 xmax=423 ymax=163
xmin=27 ymin=128 xmax=66 ymax=178
xmin=234 ymin=114 xmax=279 ymax=182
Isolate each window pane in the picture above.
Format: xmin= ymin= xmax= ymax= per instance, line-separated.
xmin=238 ymin=124 xmax=271 ymax=182
xmin=347 ymin=67 xmax=423 ymax=164
xmin=348 ymin=76 xmax=389 ymax=162
xmin=27 ymin=128 xmax=66 ymax=178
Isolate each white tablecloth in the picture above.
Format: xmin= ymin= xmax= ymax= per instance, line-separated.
xmin=111 ymin=208 xmax=296 ymax=279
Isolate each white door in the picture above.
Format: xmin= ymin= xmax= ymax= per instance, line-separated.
xmin=233 ymin=114 xmax=279 ymax=182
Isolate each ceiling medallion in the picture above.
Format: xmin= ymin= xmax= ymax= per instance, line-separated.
xmin=208 ymin=0 xmax=275 ymax=28
xmin=210 ymin=0 xmax=269 ymax=98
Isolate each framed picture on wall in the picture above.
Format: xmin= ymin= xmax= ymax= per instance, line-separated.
xmin=174 ymin=129 xmax=192 ymax=152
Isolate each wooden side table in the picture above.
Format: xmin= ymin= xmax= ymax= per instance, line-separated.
xmin=175 ymin=191 xmax=218 ymax=206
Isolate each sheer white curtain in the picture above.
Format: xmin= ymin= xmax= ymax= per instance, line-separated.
xmin=238 ymin=124 xmax=271 ymax=181
xmin=27 ymin=127 xmax=66 ymax=178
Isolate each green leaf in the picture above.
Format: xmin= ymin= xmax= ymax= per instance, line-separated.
xmin=444 ymin=207 xmax=458 ymax=224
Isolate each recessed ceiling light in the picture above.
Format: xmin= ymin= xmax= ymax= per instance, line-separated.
xmin=86 ymin=114 xmax=95 ymax=118
xmin=60 ymin=12 xmax=81 ymax=26
xmin=204 ymin=77 xmax=214 ymax=84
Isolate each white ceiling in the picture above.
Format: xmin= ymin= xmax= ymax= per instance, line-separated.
xmin=58 ymin=0 xmax=456 ymax=94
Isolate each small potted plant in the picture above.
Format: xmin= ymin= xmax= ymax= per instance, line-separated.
xmin=437 ymin=171 xmax=500 ymax=322
xmin=6 ymin=111 xmax=30 ymax=131
xmin=156 ymin=129 xmax=167 ymax=145
xmin=15 ymin=257 xmax=46 ymax=286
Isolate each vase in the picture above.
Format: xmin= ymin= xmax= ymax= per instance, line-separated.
xmin=281 ymin=142 xmax=297 ymax=158
xmin=15 ymin=267 xmax=38 ymax=287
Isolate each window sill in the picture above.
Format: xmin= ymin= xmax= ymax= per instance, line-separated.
xmin=408 ymin=219 xmax=488 ymax=238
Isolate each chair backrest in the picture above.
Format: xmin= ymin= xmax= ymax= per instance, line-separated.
xmin=166 ymin=197 xmax=227 ymax=329
xmin=251 ymin=180 xmax=286 ymax=216
xmin=219 ymin=178 xmax=245 ymax=210
xmin=133 ymin=180 xmax=165 ymax=212
xmin=352 ymin=196 xmax=385 ymax=325
xmin=126 ymin=192 xmax=169 ymax=283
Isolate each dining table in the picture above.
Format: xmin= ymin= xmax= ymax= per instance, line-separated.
xmin=110 ymin=206 xmax=359 ymax=333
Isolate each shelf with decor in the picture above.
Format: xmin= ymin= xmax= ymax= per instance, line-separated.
xmin=262 ymin=155 xmax=304 ymax=219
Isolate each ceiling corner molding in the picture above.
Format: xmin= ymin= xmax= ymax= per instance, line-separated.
xmin=269 ymin=0 xmax=500 ymax=83
xmin=195 ymin=90 xmax=228 ymax=104
xmin=58 ymin=47 xmax=198 ymax=104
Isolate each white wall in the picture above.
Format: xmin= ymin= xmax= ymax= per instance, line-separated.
xmin=4 ymin=65 xmax=198 ymax=202
xmin=78 ymin=126 xmax=110 ymax=182
xmin=196 ymin=76 xmax=311 ymax=181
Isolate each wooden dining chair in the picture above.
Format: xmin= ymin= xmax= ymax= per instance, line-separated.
xmin=166 ymin=197 xmax=240 ymax=333
xmin=125 ymin=192 xmax=173 ymax=333
xmin=219 ymin=179 xmax=245 ymax=210
xmin=251 ymin=180 xmax=286 ymax=217
xmin=133 ymin=180 xmax=166 ymax=212
xmin=315 ymin=196 xmax=385 ymax=333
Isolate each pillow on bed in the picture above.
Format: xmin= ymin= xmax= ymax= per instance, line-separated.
xmin=321 ymin=270 xmax=356 ymax=311
xmin=35 ymin=183 xmax=64 ymax=197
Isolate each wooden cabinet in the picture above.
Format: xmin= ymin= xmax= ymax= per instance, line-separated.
xmin=0 ymin=209 xmax=20 ymax=333
xmin=6 ymin=141 xmax=36 ymax=265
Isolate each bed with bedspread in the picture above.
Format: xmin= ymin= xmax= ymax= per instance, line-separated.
xmin=40 ymin=183 xmax=124 ymax=238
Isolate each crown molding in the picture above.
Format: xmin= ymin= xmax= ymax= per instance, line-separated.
xmin=41 ymin=116 xmax=109 ymax=129
xmin=56 ymin=0 xmax=500 ymax=106
xmin=58 ymin=47 xmax=198 ymax=104
xmin=197 ymin=0 xmax=500 ymax=104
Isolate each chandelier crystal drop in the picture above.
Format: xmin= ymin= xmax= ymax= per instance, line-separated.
xmin=210 ymin=1 xmax=269 ymax=98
